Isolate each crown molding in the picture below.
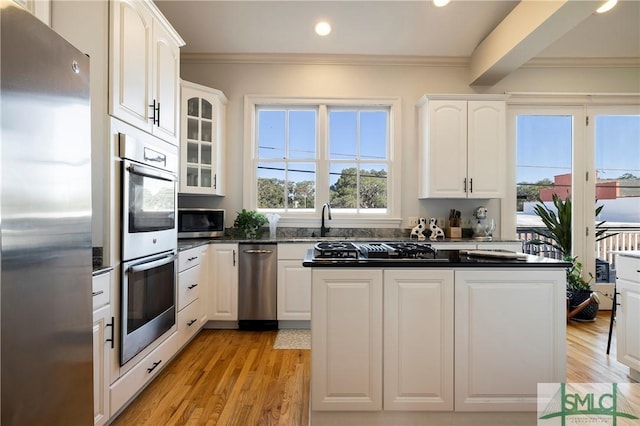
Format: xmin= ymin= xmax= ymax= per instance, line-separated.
xmin=523 ymin=57 xmax=640 ymax=68
xmin=180 ymin=53 xmax=470 ymax=67
xmin=180 ymin=52 xmax=640 ymax=70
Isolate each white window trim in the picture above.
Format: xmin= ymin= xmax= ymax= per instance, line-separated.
xmin=243 ymin=95 xmax=402 ymax=228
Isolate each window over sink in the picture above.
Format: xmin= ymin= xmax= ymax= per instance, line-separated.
xmin=244 ymin=96 xmax=402 ymax=227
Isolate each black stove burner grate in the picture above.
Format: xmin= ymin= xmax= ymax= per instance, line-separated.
xmin=386 ymin=242 xmax=438 ymax=259
xmin=314 ymin=241 xmax=359 ymax=259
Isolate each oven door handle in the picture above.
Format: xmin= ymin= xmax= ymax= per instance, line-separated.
xmin=128 ymin=163 xmax=177 ymax=183
xmin=128 ymin=253 xmax=177 ymax=274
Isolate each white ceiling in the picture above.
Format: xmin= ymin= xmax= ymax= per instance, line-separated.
xmin=155 ymin=0 xmax=640 ymax=84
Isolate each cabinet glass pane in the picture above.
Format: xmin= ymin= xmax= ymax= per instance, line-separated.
xmin=187 ymin=142 xmax=199 ymax=163
xmin=201 ymin=168 xmax=212 ymax=188
xmin=187 ymin=97 xmax=199 ymax=117
xmin=202 ymin=100 xmax=213 ymax=120
xmin=186 ymin=167 xmax=198 ymax=187
xmin=187 ymin=118 xmax=199 ymax=140
xmin=201 ymin=120 xmax=212 ymax=142
xmin=201 ymin=144 xmax=212 ymax=165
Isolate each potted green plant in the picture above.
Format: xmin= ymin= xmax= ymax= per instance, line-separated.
xmin=233 ymin=209 xmax=268 ymax=239
xmin=530 ymin=193 xmax=611 ymax=321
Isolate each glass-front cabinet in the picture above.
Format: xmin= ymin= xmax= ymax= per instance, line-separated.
xmin=180 ymin=80 xmax=228 ymax=195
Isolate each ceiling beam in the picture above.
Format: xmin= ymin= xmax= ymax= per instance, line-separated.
xmin=469 ymin=0 xmax=601 ymax=87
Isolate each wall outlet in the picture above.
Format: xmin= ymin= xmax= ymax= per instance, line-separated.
xmin=409 ymin=217 xmax=419 ymax=227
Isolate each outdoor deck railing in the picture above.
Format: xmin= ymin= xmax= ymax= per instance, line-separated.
xmin=516 ymin=226 xmax=640 ymax=268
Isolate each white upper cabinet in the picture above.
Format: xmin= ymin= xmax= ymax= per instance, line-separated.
xmin=180 ymin=81 xmax=228 ymax=195
xmin=418 ymin=96 xmax=506 ymax=199
xmin=12 ymin=0 xmax=50 ymax=25
xmin=109 ymin=0 xmax=184 ymax=145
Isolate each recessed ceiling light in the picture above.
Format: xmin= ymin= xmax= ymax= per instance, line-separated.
xmin=596 ymin=0 xmax=617 ymax=14
xmin=433 ymin=0 xmax=451 ymax=7
xmin=315 ymin=21 xmax=331 ymax=36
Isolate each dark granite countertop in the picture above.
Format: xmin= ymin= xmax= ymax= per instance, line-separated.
xmin=178 ymin=237 xmax=523 ymax=251
xmin=302 ymin=249 xmax=571 ymax=268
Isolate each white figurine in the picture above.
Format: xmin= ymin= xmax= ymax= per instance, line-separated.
xmin=429 ymin=217 xmax=445 ymax=240
xmin=410 ymin=217 xmax=427 ymax=241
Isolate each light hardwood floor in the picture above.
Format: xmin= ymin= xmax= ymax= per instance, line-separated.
xmin=111 ymin=311 xmax=634 ymax=426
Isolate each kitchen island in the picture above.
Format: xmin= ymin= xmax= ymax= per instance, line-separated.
xmin=303 ymin=243 xmax=570 ymax=425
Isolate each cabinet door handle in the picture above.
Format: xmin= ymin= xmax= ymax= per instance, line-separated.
xmin=188 ymin=256 xmax=198 ymax=262
xmin=147 ymin=360 xmax=162 ymax=373
xmin=470 ymin=178 xmax=473 ymax=193
xmin=463 ymin=178 xmax=467 ymax=193
xmin=233 ymin=250 xmax=236 ymax=266
xmin=214 ymin=173 xmax=217 ymax=189
xmin=106 ymin=316 xmax=115 ymax=349
xmin=188 ymin=283 xmax=198 ymax=289
xmin=92 ymin=290 xmax=104 ymax=297
xmin=187 ymin=319 xmax=197 ymax=327
xmin=149 ymin=100 xmax=160 ymax=126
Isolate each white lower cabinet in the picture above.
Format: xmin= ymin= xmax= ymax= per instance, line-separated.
xmin=383 ymin=270 xmax=454 ymax=411
xmin=177 ymin=246 xmax=207 ymax=348
xmin=177 ymin=298 xmax=203 ymax=348
xmin=454 ymin=269 xmax=566 ymax=411
xmin=311 ymin=269 xmax=383 ymax=411
xmin=110 ymin=331 xmax=179 ymax=416
xmin=92 ymin=271 xmax=113 ymax=426
xmin=277 ymin=244 xmax=314 ymax=321
xmin=616 ymin=254 xmax=640 ymax=379
xmin=311 ymin=267 xmax=566 ymax=414
xmin=207 ymin=244 xmax=238 ymax=321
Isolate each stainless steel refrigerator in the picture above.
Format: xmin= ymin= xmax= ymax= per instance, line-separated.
xmin=1 ymin=3 xmax=93 ymax=425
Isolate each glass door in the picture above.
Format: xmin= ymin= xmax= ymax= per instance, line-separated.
xmin=513 ymin=107 xmax=584 ymax=262
xmin=185 ymin=95 xmax=215 ymax=190
xmin=589 ymin=109 xmax=640 ymax=276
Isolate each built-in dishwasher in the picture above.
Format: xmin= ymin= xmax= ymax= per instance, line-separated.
xmin=238 ymin=243 xmax=278 ymax=330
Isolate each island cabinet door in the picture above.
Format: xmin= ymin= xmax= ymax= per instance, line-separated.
xmin=311 ymin=269 xmax=383 ymax=411
xmin=616 ymin=279 xmax=640 ymax=374
xmin=454 ymin=269 xmax=566 ymax=412
xmin=383 ymin=269 xmax=454 ymax=411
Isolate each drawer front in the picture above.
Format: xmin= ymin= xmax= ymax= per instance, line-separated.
xmin=110 ymin=331 xmax=178 ymax=416
xmin=92 ymin=272 xmax=111 ymax=311
xmin=616 ymin=255 xmax=640 ymax=283
xmin=178 ymin=248 xmax=201 ymax=272
xmin=177 ymin=298 xmax=202 ymax=348
xmin=278 ymin=243 xmax=315 ymax=260
xmin=178 ymin=265 xmax=201 ymax=311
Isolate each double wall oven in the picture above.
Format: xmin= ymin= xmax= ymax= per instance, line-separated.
xmin=119 ymin=129 xmax=178 ymax=365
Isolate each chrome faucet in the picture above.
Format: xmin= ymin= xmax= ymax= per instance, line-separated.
xmin=320 ymin=203 xmax=332 ymax=237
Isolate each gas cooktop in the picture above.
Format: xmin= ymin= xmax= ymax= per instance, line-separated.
xmin=313 ymin=241 xmax=438 ymax=261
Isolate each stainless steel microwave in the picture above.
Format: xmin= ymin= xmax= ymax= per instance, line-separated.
xmin=177 ymin=208 xmax=225 ymax=238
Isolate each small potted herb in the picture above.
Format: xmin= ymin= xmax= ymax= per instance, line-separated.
xmin=233 ymin=209 xmax=268 ymax=239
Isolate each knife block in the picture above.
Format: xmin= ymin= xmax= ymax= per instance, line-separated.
xmin=447 ymin=226 xmax=462 ymax=239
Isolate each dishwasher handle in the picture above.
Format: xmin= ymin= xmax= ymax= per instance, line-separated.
xmin=243 ymin=249 xmax=274 ymax=254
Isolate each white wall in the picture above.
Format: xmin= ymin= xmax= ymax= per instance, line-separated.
xmin=180 ymin=59 xmax=640 ymax=234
